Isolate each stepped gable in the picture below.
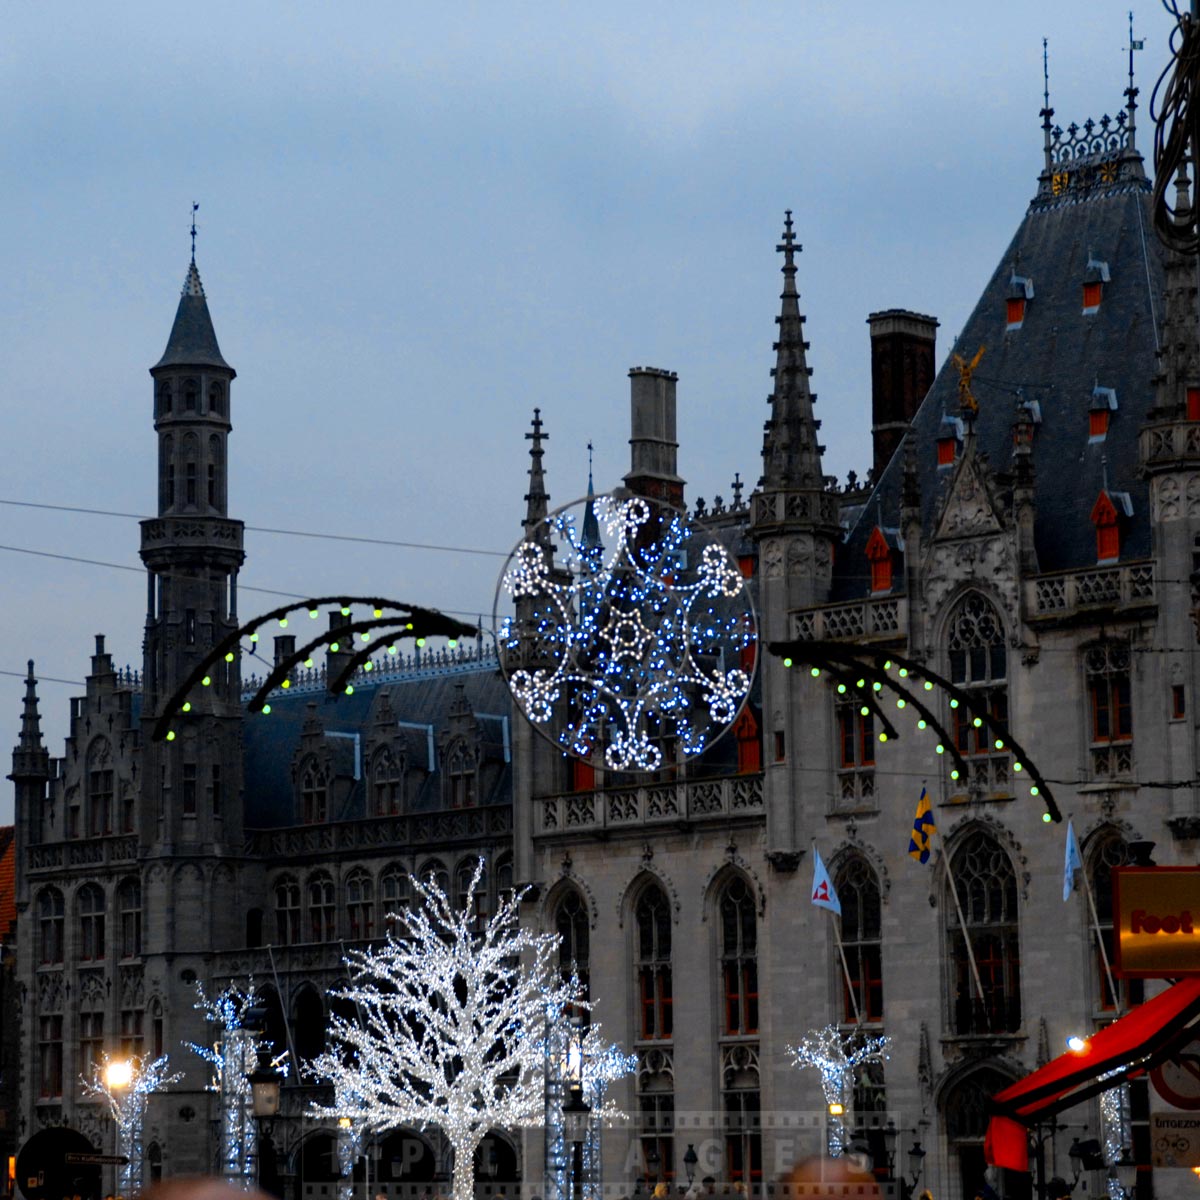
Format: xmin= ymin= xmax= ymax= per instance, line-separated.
xmin=834 ymin=147 xmax=1164 ymax=600
xmin=241 ymin=662 xmax=512 ymax=828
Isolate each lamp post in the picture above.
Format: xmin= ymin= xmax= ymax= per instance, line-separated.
xmin=247 ymin=1044 xmax=283 ymax=1194
xmin=881 ymin=1123 xmax=925 ymax=1200
xmin=682 ymin=1146 xmax=698 ymax=1190
xmin=105 ymin=1059 xmax=132 ymax=1199
xmin=645 ymin=1146 xmax=661 ymax=1190
xmin=561 ymin=1014 xmax=592 ymax=1200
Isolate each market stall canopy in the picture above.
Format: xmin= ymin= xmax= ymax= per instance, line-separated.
xmin=984 ymin=978 xmax=1200 ymax=1172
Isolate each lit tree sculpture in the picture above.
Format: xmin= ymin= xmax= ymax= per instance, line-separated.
xmin=310 ymin=859 xmax=584 ymax=1200
xmin=188 ymin=983 xmax=287 ymax=1189
xmin=789 ymin=1025 xmax=890 ymax=1157
xmin=82 ymin=1051 xmax=181 ymax=1197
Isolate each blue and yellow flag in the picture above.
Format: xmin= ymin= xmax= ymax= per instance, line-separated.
xmin=908 ymin=787 xmax=936 ymax=864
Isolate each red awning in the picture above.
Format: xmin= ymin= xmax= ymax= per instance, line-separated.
xmin=984 ymin=978 xmax=1200 ymax=1172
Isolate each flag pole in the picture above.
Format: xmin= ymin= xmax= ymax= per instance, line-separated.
xmin=833 ymin=913 xmax=864 ymax=1026
xmin=940 ymin=835 xmax=990 ymax=1030
xmin=1081 ymin=867 xmax=1121 ymax=1013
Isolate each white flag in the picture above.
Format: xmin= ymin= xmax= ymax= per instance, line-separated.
xmin=1063 ymin=819 xmax=1083 ymax=902
xmin=811 ymin=846 xmax=841 ymax=915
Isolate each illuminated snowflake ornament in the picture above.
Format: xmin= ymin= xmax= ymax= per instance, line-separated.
xmin=496 ymin=492 xmax=757 ymax=770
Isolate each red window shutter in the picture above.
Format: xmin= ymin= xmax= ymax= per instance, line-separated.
xmin=869 ymin=556 xmax=892 ymax=593
xmin=1188 ymin=387 xmax=1200 ymax=421
xmin=737 ymin=554 xmax=755 ymax=579
xmin=1006 ymin=297 xmax=1025 ymax=326
xmin=1089 ymin=410 xmax=1109 ymax=438
xmin=572 ymin=759 xmax=595 ymax=792
xmin=1097 ymin=522 xmax=1120 ymax=561
xmin=937 ymin=436 xmax=956 ymax=465
xmin=1083 ymin=281 xmax=1103 ymax=310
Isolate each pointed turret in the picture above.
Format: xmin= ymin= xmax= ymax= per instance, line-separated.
xmin=759 ymin=212 xmax=826 ymax=492
xmin=523 ymin=408 xmax=553 ymax=551
xmin=581 ymin=441 xmax=601 ymax=559
xmin=153 ymin=259 xmax=233 ymax=372
xmin=9 ymin=661 xmax=49 ymax=782
xmin=1150 ymin=166 xmax=1200 ymax=416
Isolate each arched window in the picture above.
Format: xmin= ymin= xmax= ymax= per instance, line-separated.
xmin=346 ymin=869 xmax=374 ymax=941
xmin=446 ymin=742 xmax=476 ymax=808
xmin=300 ymin=761 xmax=329 ymax=824
xmin=78 ymin=883 xmax=106 ymax=962
xmin=419 ymin=859 xmax=449 ymax=897
xmin=157 ymin=382 xmax=173 ymax=418
xmin=37 ymin=888 xmax=64 ymax=964
xmin=293 ymin=986 xmax=325 ymax=1061
xmin=1089 ymin=832 xmax=1132 ymax=1011
xmin=87 ymin=741 xmax=114 ymax=837
xmin=371 ymin=749 xmax=403 ymax=816
xmin=455 ymin=861 xmax=487 ymax=921
xmin=380 ymin=865 xmax=411 ymax=929
xmin=946 ymin=831 xmax=1020 ymax=1034
xmin=38 ymin=1013 xmax=63 ymax=1097
xmin=555 ymin=889 xmax=590 ymax=996
xmin=637 ymin=1048 xmax=675 ymax=1185
xmin=721 ymin=1044 xmax=762 ymax=1189
xmin=308 ymin=873 xmax=336 ymax=942
xmin=147 ymin=1143 xmax=163 ymax=1184
xmin=719 ymin=877 xmax=758 ymax=1036
xmin=182 ymin=432 xmax=199 ymax=508
xmin=635 ymin=883 xmax=672 ymax=1041
xmin=836 ymin=857 xmax=882 ymax=1023
xmin=183 ymin=378 xmax=199 ymax=412
xmin=496 ymin=856 xmax=514 ymax=907
xmin=946 ymin=592 xmax=1009 ymax=795
xmin=208 ymin=435 xmax=222 ymax=509
xmin=1087 ymin=641 xmax=1133 ymax=779
xmin=941 ymin=1068 xmax=1015 ymax=1200
xmin=118 ymin=878 xmax=142 ymax=959
xmin=208 ymin=382 xmax=224 ymax=416
xmin=275 ymin=876 xmax=301 ymax=944
xmin=161 ymin=434 xmax=175 ymax=509
xmin=79 ymin=980 xmax=105 ymax=1080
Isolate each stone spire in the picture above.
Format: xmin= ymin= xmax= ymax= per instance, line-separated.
xmin=154 ymin=258 xmax=233 ymax=371
xmin=10 ymin=660 xmax=49 ymax=781
xmin=759 ymin=211 xmax=825 ymax=491
xmin=582 ymin=440 xmax=601 ymax=555
xmin=523 ymin=408 xmax=552 ymax=549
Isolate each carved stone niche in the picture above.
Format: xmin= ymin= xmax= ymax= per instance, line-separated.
xmin=766 ymin=850 xmax=803 ymax=873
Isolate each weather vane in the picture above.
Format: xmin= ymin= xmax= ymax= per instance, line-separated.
xmin=190 ymin=202 xmax=199 ymax=261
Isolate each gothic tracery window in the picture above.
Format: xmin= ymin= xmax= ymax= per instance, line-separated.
xmin=1090 ymin=832 xmax=1132 ymax=1011
xmin=719 ymin=877 xmax=758 ymax=1036
xmin=38 ymin=887 xmax=64 ymax=965
xmin=635 ymin=883 xmax=673 ymax=1041
xmin=371 ymin=749 xmax=403 ymax=816
xmin=946 ymin=592 xmax=1010 ymax=795
xmin=836 ymin=856 xmax=883 ymax=1023
xmin=946 ymin=831 xmax=1021 ymax=1035
xmin=446 ymin=742 xmax=476 ymax=808
xmin=78 ymin=883 xmax=106 ymax=962
xmin=380 ymin=865 xmax=411 ymax=927
xmin=300 ymin=760 xmax=329 ymax=824
xmin=555 ymin=888 xmax=590 ymax=998
xmin=275 ymin=876 xmax=301 ymax=944
xmin=346 ymin=868 xmax=374 ymax=941
xmin=118 ymin=877 xmax=142 ymax=959
xmin=308 ymin=872 xmax=336 ymax=942
xmin=1087 ymin=641 xmax=1133 ymax=779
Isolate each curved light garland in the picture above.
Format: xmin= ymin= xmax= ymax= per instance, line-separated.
xmin=151 ymin=596 xmax=477 ymax=742
xmin=768 ymin=638 xmax=1061 ymax=823
xmin=497 ymin=493 xmax=757 ymax=771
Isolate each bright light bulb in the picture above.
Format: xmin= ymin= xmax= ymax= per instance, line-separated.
xmin=950 ymin=769 xmax=959 ymax=780
xmin=224 ymin=652 xmax=234 ymax=662
xmin=166 ymin=730 xmax=175 ymax=741
xmin=374 ymin=608 xmax=383 ymax=618
xmin=330 ymin=642 xmax=340 ymax=652
xmin=810 ymin=667 xmax=820 ymax=677
xmin=1066 ymin=1035 xmax=1088 ymax=1053
xmin=1013 ymin=761 xmax=1023 ymax=772
xmin=950 ymin=698 xmax=959 ymax=709
xmin=924 ymin=681 xmax=933 ymax=691
xmin=202 ymin=676 xmax=211 ymax=686
xmin=1042 ymin=811 xmax=1052 ymax=822
xmin=280 ymin=618 xmax=288 ymax=628
xmin=345 ymin=685 xmax=355 ymax=695
xmin=106 ymin=1059 xmax=134 ymax=1089
xmin=182 ymin=702 xmax=191 ymax=713
xmin=936 ymin=744 xmax=945 ymax=755
xmin=837 ymin=684 xmax=846 ymax=694
xmin=973 ymin=717 xmax=982 ymax=728
xmin=917 ymin=719 xmax=926 ymax=729
xmin=282 ymin=679 xmax=291 ymax=688
xmin=262 ymin=704 xmax=271 ymax=714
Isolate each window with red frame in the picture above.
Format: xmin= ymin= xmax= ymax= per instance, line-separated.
xmin=947 ymin=592 xmax=1009 ymax=760
xmin=937 ymin=436 xmax=957 ymax=466
xmin=1006 ymin=297 xmax=1026 ymax=327
xmin=719 ymin=877 xmax=758 ymax=1035
xmin=571 ymin=758 xmax=595 ymax=792
xmin=1083 ymin=281 xmax=1103 ymax=311
xmin=733 ymin=707 xmax=761 ymax=773
xmin=838 ymin=704 xmax=875 ymax=768
xmin=1088 ymin=651 xmax=1132 ymax=744
xmin=636 ymin=885 xmax=673 ymax=1039
xmin=865 ymin=526 xmax=892 ymax=593
xmin=1092 ymin=491 xmax=1120 ymax=561
xmin=1189 ymin=387 xmax=1200 ymax=421
xmin=1089 ymin=410 xmax=1109 ymax=439
xmin=952 ymin=689 xmax=1009 ymax=756
xmin=837 ymin=856 xmax=883 ymax=1023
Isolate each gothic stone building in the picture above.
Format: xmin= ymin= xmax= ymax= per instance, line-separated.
xmin=11 ymin=77 xmax=1200 ymax=1200
xmin=512 ymin=90 xmax=1199 ymax=1200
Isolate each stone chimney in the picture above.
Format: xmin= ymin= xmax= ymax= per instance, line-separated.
xmin=623 ymin=367 xmax=685 ymax=508
xmin=867 ymin=309 xmax=938 ymax=478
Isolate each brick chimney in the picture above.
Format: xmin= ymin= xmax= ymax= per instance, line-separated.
xmin=623 ymin=367 xmax=685 ymax=508
xmin=867 ymin=310 xmax=938 ymax=478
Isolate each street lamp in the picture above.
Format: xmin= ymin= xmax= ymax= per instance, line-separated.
xmin=683 ymin=1146 xmax=698 ymax=1189
xmin=562 ymin=1019 xmax=591 ymax=1200
xmin=1109 ymin=1148 xmax=1138 ymax=1200
xmin=645 ymin=1145 xmax=661 ymax=1187
xmin=105 ymin=1059 xmax=132 ymax=1198
xmin=880 ymin=1123 xmax=925 ymax=1200
xmin=246 ymin=1044 xmax=284 ymax=1192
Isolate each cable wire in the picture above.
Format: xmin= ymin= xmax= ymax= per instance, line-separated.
xmin=1151 ymin=0 xmax=1200 ymax=252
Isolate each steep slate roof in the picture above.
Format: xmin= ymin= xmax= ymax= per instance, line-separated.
xmin=835 ymin=152 xmax=1165 ymax=600
xmin=152 ymin=260 xmax=233 ymax=372
xmin=242 ymin=664 xmax=512 ymax=828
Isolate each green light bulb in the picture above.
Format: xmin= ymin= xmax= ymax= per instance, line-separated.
xmin=783 ymin=657 xmax=793 ymax=668
xmin=364 ymin=662 xmax=373 ymax=672
xmin=330 ymin=642 xmax=339 ymax=652
xmin=973 ymin=716 xmax=982 ymax=727
xmin=879 ymin=732 xmax=888 ymax=742
xmin=250 ymin=633 xmax=258 ymax=642
xmin=341 ymin=607 xmax=351 ymax=616
xmin=262 ymin=704 xmax=271 ymax=714
xmin=899 ymin=668 xmax=908 ymax=678
xmin=360 ymin=632 xmax=370 ymax=642
xmin=856 ymin=678 xmax=866 ymax=688
xmin=279 ymin=618 xmax=288 ymax=628
xmin=810 ymin=667 xmax=820 ymax=677
xmin=387 ymin=646 xmax=397 ymax=655
xmin=896 ymin=699 xmax=906 ymax=709
xmin=884 ymin=660 xmax=892 ymax=670
xmin=182 ymin=702 xmax=191 ymax=713
xmin=994 ymin=739 xmax=1004 ymax=750
xmin=924 ymin=681 xmax=933 ymax=691
xmin=448 ymin=639 xmax=457 ymax=648
xmin=417 ymin=638 xmax=426 ymax=647
xmin=837 ymin=684 xmax=846 ymax=694
xmin=310 ymin=610 xmax=319 ymax=619
xmin=872 ymin=681 xmax=882 ymax=692
xmin=951 ymin=770 xmax=959 ymax=781
xmin=224 ymin=652 xmax=234 ymax=662
xmin=917 ymin=719 xmax=926 ymax=729
xmin=166 ymin=730 xmax=176 ymax=741
xmin=860 ymin=706 xmax=869 ymax=716
xmin=950 ymin=698 xmax=959 ymax=709
xmin=1013 ymin=761 xmax=1023 ymax=772
xmin=936 ymin=744 xmax=945 ymax=755
xmin=1042 ymin=811 xmax=1052 ymax=823
xmin=345 ymin=685 xmax=355 ymax=695
xmin=282 ymin=679 xmax=291 ymax=689
xmin=1030 ymin=785 xmax=1040 ymax=796
xmin=201 ymin=676 xmax=211 ymax=687
xmin=373 ymin=608 xmax=383 ymax=618
xmin=304 ymin=658 xmax=313 ymax=668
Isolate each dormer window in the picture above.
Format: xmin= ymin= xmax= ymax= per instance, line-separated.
xmin=1083 ymin=256 xmax=1110 ymax=314
xmin=936 ymin=415 xmax=963 ymax=467
xmin=1089 ymin=386 xmax=1118 ymax=442
xmin=1091 ymin=490 xmax=1131 ymax=563
xmin=865 ymin=526 xmax=894 ymax=594
xmin=1007 ymin=273 xmax=1033 ymax=329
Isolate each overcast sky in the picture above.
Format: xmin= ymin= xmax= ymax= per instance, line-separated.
xmin=0 ymin=1 xmax=1177 ymax=823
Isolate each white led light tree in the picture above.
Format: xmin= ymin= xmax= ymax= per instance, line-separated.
xmin=788 ymin=1025 xmax=890 ymax=1157
xmin=310 ymin=859 xmax=584 ymax=1200
xmin=82 ymin=1051 xmax=181 ymax=1197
